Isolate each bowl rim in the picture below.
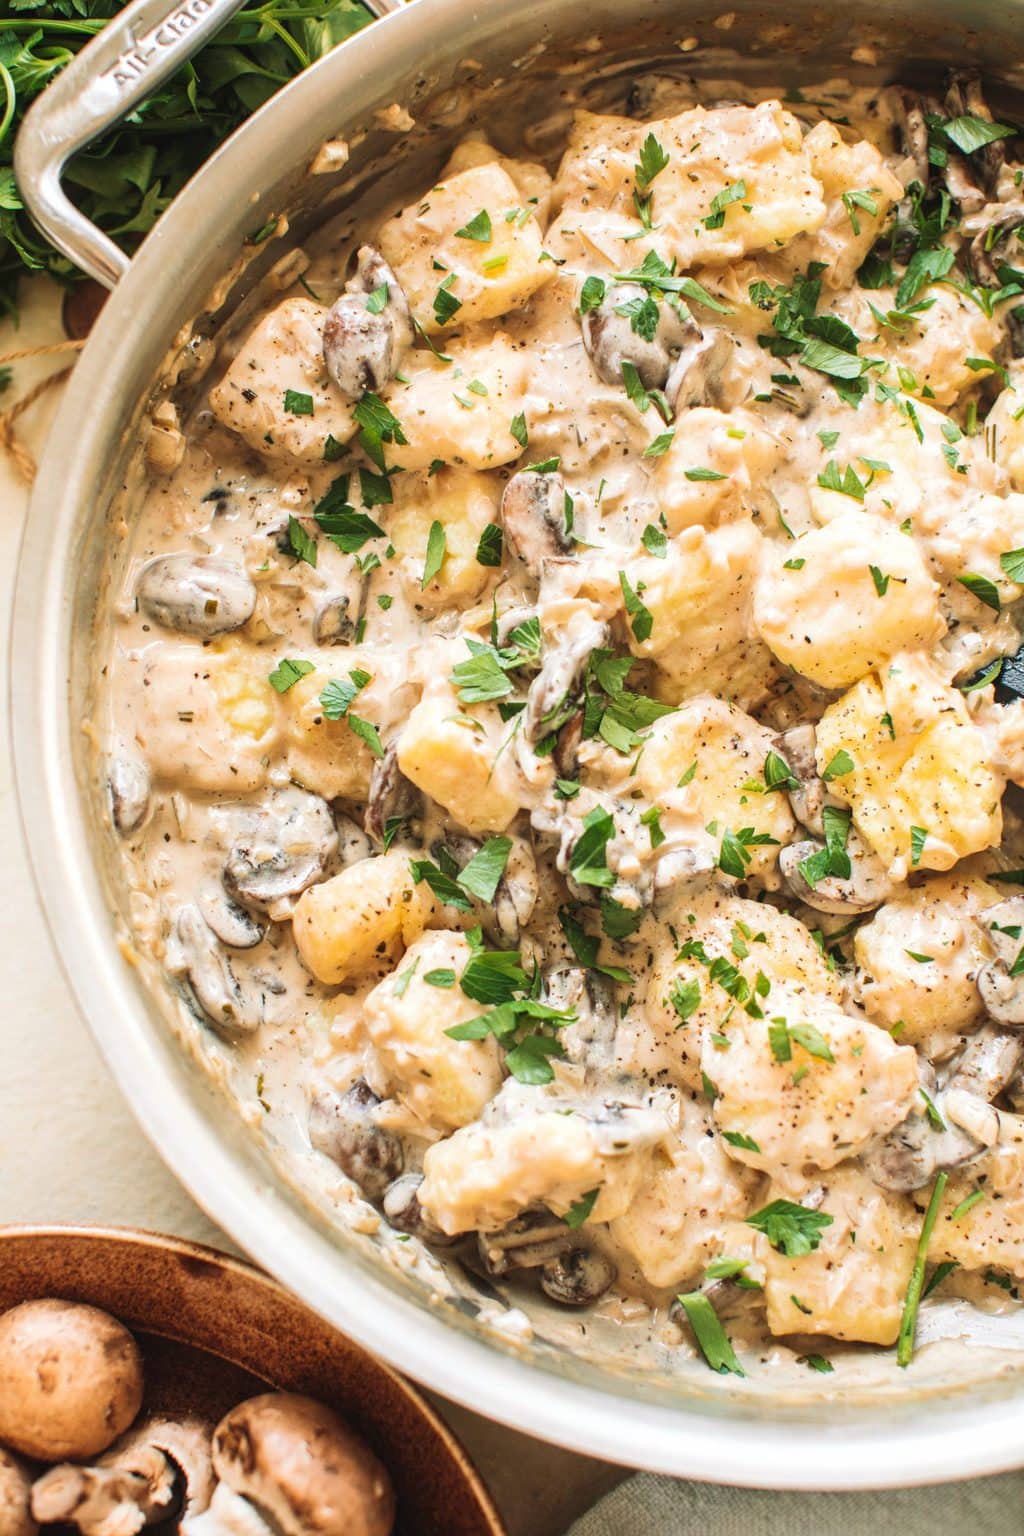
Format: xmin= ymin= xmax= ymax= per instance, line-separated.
xmin=11 ymin=0 xmax=1024 ymax=1487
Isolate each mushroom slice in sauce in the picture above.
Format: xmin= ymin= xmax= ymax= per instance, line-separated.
xmin=108 ymin=754 xmax=151 ymax=836
xmin=382 ymin=1174 xmax=458 ymax=1245
xmin=477 ymin=1210 xmax=573 ymax=1277
xmin=308 ymin=1081 xmax=404 ymax=1200
xmin=322 ymin=245 xmax=413 ymax=400
xmin=665 ymin=327 xmax=732 ymax=410
xmin=167 ymin=906 xmax=262 ymax=1037
xmin=977 ymin=898 xmax=1024 ymax=1024
xmin=501 ymin=469 xmax=571 ymax=568
xmin=364 ymin=744 xmax=423 ymax=846
xmin=777 ymin=723 xmax=834 ymax=837
xmin=136 ymin=555 xmax=256 ymax=638
xmin=524 ymin=617 xmax=608 ymax=741
xmin=223 ymin=787 xmax=338 ymax=911
xmin=545 ymin=966 xmax=618 ymax=1071
xmin=198 ymin=885 xmax=266 ymax=950
xmin=581 ymin=281 xmax=703 ymax=391
xmin=540 ymin=1247 xmax=617 ymax=1307
xmin=779 ymin=836 xmax=893 ymax=915
xmin=312 ymin=594 xmax=357 ymax=646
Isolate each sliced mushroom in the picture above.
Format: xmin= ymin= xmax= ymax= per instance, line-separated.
xmin=183 ymin=1394 xmax=394 ymax=1536
xmin=779 ymin=836 xmax=893 ymax=915
xmin=322 ymin=245 xmax=412 ymax=401
xmin=31 ymin=1415 xmax=214 ymax=1536
xmin=545 ymin=966 xmax=618 ymax=1071
xmin=540 ymin=1247 xmax=616 ymax=1307
xmin=308 ymin=1082 xmax=403 ymax=1200
xmin=364 ymin=744 xmax=423 ymax=846
xmin=477 ymin=1210 xmax=573 ymax=1278
xmin=382 ymin=1174 xmax=458 ymax=1245
xmin=108 ymin=755 xmax=151 ymax=836
xmin=0 ymin=1448 xmax=37 ymax=1536
xmin=777 ymin=723 xmax=833 ymax=837
xmin=167 ymin=905 xmax=262 ymax=1037
xmin=582 ymin=282 xmax=702 ymax=391
xmin=946 ymin=1020 xmax=1024 ymax=1100
xmin=862 ymin=1079 xmax=981 ymax=1193
xmin=224 ymin=787 xmax=338 ymax=911
xmin=977 ymin=898 xmax=1024 ymax=1024
xmin=136 ymin=555 xmax=256 ymax=638
xmin=894 ymin=86 xmax=930 ymax=188
xmin=0 ymin=1300 xmax=143 ymax=1462
xmin=198 ymin=885 xmax=266 ymax=949
xmin=523 ymin=616 xmax=608 ymax=741
xmin=491 ymin=838 xmax=539 ymax=946
xmin=501 ymin=469 xmax=571 ymax=568
xmin=665 ymin=326 xmax=732 ymax=410
xmin=312 ymin=595 xmax=356 ymax=646
xmin=335 ymin=810 xmax=373 ymax=867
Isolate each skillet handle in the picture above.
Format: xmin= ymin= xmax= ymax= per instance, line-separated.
xmin=13 ymin=0 xmax=403 ymax=290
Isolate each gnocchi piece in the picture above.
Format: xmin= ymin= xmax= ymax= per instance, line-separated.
xmin=637 ymin=695 xmax=796 ymax=882
xmin=209 ymin=299 xmax=355 ymax=465
xmin=442 ymin=138 xmax=555 ymax=227
xmin=921 ymin=490 xmax=1024 ymax=608
xmin=365 ymin=931 xmax=503 ymax=1131
xmin=854 ymin=872 xmax=1000 ymax=1057
xmin=987 ymin=363 xmax=1024 ymax=491
xmin=283 ymin=647 xmax=417 ymax=801
xmin=643 ymin=896 xmax=843 ymax=1094
xmin=707 ymin=987 xmax=919 ymax=1172
xmin=872 ymin=286 xmax=1006 ymax=408
xmin=131 ymin=638 xmax=280 ymax=794
xmin=815 ymin=654 xmax=1004 ymax=877
xmin=622 ymin=521 xmax=763 ymax=696
xmin=930 ymin=1126 xmax=1024 ymax=1279
xmin=389 ymin=468 xmax=500 ymax=611
xmin=396 ymin=678 xmax=527 ymax=835
xmin=609 ymin=1097 xmax=758 ymax=1289
xmin=652 ymin=408 xmax=782 ymax=533
xmin=553 ymin=101 xmax=826 ymax=270
xmin=781 ymin=122 xmax=904 ymax=289
xmin=376 ymin=162 xmax=553 ymax=332
xmin=418 ymin=1094 xmax=663 ymax=1235
xmin=752 ymin=510 xmax=944 ymax=689
xmin=755 ymin=1169 xmax=918 ymax=1345
xmin=385 ymin=336 xmax=530 ymax=472
xmin=292 ymin=850 xmax=439 ymax=984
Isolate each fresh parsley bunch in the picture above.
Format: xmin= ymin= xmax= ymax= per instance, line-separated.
xmin=0 ymin=0 xmax=373 ymax=317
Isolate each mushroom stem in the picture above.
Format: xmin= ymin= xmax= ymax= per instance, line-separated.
xmin=182 ymin=1483 xmax=274 ymax=1536
xmin=31 ymin=1460 xmax=171 ymax=1536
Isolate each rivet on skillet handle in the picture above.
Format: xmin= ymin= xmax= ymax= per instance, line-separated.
xmin=13 ymin=0 xmax=406 ymax=291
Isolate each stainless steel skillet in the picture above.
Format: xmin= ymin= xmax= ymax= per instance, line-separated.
xmin=12 ymin=0 xmax=1024 ymax=1485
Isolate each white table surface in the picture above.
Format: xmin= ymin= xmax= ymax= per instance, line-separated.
xmin=0 ymin=279 xmax=624 ymax=1536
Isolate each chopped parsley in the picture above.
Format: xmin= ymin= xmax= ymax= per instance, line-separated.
xmin=746 ymin=1199 xmax=834 ymax=1257
xmin=675 ymin=1292 xmax=744 ymax=1376
xmin=268 ymin=657 xmax=314 ymax=693
xmin=454 ymin=208 xmax=492 ymax=242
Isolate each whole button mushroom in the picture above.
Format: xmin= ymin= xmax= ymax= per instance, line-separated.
xmin=0 ymin=1447 xmax=37 ymax=1536
xmin=0 ymin=1300 xmax=144 ymax=1461
xmin=136 ymin=555 xmax=256 ymax=638
xmin=182 ymin=1393 xmax=394 ymax=1536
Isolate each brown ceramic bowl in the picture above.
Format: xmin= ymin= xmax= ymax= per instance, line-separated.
xmin=0 ymin=1225 xmax=505 ymax=1536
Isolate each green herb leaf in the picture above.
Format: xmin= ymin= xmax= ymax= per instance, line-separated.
xmin=619 ymin=570 xmax=654 ymax=643
xmin=454 ymin=208 xmax=492 ymax=242
xmin=475 ymin=523 xmax=504 ymax=567
xmin=642 ymin=523 xmax=668 ymax=557
xmin=942 ymin=115 xmax=1016 ymax=154
xmin=450 ymin=639 xmax=515 ymax=704
xmin=1000 ymin=547 xmax=1024 ymax=584
xmin=897 ymin=1171 xmax=949 ymax=1366
xmin=565 ymin=1188 xmax=600 ymax=1228
xmin=635 ymin=132 xmax=670 ymax=189
xmin=422 ymin=519 xmax=447 ymax=588
xmin=683 ymin=466 xmax=728 ymax=482
xmin=268 ymin=657 xmax=315 ymax=693
xmin=423 ymin=968 xmax=456 ymax=988
xmin=579 ymin=275 xmax=607 ymax=314
xmin=457 ymin=837 xmax=513 ymax=903
xmin=319 ymin=668 xmax=370 ymax=720
xmin=746 ymin=1199 xmax=834 ymax=1257
xmin=675 ymin=1292 xmax=745 ymax=1376
xmin=569 ymin=806 xmax=616 ymax=888
xmin=287 ymin=515 xmax=317 ymax=567
xmin=348 ymin=714 xmax=384 ymax=758
xmin=957 ymin=572 xmax=1002 ymax=611
xmin=510 ymin=412 xmax=529 ymax=448
xmin=821 ymin=750 xmax=854 ymax=781
xmin=283 ymin=389 xmax=314 ymax=416
xmin=703 ymin=178 xmax=748 ymax=230
xmin=910 ymin=825 xmax=929 ymax=868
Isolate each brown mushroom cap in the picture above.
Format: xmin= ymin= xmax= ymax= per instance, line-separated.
xmin=0 ymin=1447 xmax=38 ymax=1536
xmin=212 ymin=1393 xmax=394 ymax=1536
xmin=0 ymin=1300 xmax=143 ymax=1461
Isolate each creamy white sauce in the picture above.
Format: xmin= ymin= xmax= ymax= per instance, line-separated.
xmin=97 ymin=64 xmax=1024 ymax=1389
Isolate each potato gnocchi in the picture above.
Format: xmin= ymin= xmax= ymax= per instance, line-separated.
xmin=103 ymin=69 xmax=1024 ymax=1379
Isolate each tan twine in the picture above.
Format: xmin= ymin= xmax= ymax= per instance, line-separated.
xmin=0 ymin=339 xmax=86 ymax=484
